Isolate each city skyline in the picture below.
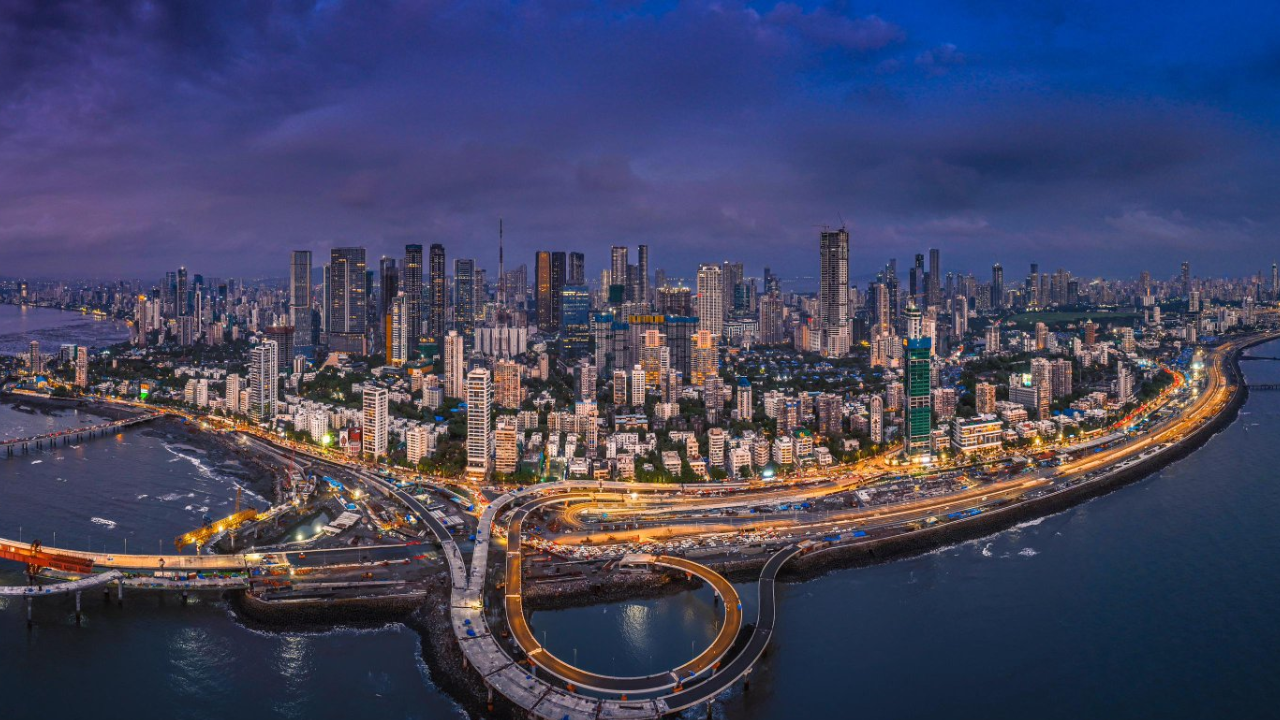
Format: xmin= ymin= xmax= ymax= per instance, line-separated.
xmin=4 ymin=1 xmax=1280 ymax=279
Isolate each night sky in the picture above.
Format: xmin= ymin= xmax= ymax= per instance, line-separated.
xmin=3 ymin=1 xmax=1279 ymax=281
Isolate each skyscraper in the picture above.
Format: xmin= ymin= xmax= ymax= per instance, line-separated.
xmin=535 ymin=251 xmax=554 ymax=332
xmin=363 ymin=386 xmax=389 ymax=459
xmin=466 ymin=367 xmax=493 ymax=479
xmin=389 ymin=294 xmax=412 ymax=366
xmin=927 ymin=248 xmax=941 ymax=306
xmin=610 ymin=246 xmax=629 ymax=293
xmin=758 ymin=292 xmax=783 ymax=345
xmin=494 ymin=416 xmax=518 ymax=475
xmin=637 ymin=244 xmax=649 ymax=305
xmin=290 ymin=251 xmax=313 ymax=350
xmin=696 ymin=264 xmax=724 ymax=338
xmin=455 ymin=258 xmax=476 ymax=345
xmin=379 ymin=257 xmax=398 ymax=328
xmin=721 ymin=261 xmax=743 ymax=318
xmin=74 ymin=347 xmax=88 ymax=389
xmin=551 ymin=251 xmax=567 ymax=327
xmin=818 ymin=227 xmax=850 ymax=356
xmin=176 ymin=266 xmax=189 ymax=316
xmin=568 ymin=251 xmax=585 ymax=287
xmin=327 ymin=247 xmax=367 ymax=353
xmin=1181 ymin=261 xmax=1191 ymax=298
xmin=494 ymin=359 xmax=522 ymax=409
xmin=404 ymin=244 xmax=423 ymax=339
xmin=427 ymin=243 xmax=447 ymax=339
xmin=443 ymin=330 xmax=465 ymax=399
xmin=990 ymin=263 xmax=1004 ymax=310
xmin=248 ymin=340 xmax=278 ymax=422
xmin=904 ymin=304 xmax=932 ymax=461
xmin=560 ymin=284 xmax=592 ymax=358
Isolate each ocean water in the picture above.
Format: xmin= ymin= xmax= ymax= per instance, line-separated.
xmin=0 ymin=405 xmax=463 ymax=720
xmin=0 ymin=304 xmax=129 ymax=356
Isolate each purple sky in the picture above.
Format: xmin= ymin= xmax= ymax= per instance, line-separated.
xmin=3 ymin=1 xmax=1280 ymax=282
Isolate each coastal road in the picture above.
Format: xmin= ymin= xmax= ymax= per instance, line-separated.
xmin=503 ymin=492 xmax=744 ymax=694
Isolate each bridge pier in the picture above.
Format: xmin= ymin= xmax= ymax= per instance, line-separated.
xmin=118 ymin=581 xmax=124 ymax=607
xmin=26 ymin=597 xmax=32 ymax=629
xmin=75 ymin=591 xmax=81 ymax=625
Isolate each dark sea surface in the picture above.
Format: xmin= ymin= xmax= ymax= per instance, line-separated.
xmin=2 ymin=338 xmax=1279 ymax=719
xmin=0 ymin=304 xmax=129 ymax=356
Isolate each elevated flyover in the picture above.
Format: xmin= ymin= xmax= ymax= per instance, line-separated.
xmin=504 ymin=492 xmax=744 ymax=694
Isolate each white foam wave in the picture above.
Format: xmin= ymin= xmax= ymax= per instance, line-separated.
xmin=1018 ymin=547 xmax=1038 ymax=557
xmin=91 ymin=517 xmax=117 ymax=529
xmin=981 ymin=544 xmax=993 ymax=557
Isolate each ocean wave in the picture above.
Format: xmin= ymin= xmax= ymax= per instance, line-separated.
xmin=162 ymin=443 xmax=268 ymax=505
xmin=91 ymin=517 xmax=117 ymax=529
xmin=1012 ymin=517 xmax=1046 ymax=530
xmin=981 ymin=543 xmax=993 ymax=557
xmin=1018 ymin=547 xmax=1038 ymax=557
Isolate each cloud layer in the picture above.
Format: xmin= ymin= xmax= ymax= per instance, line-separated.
xmin=2 ymin=0 xmax=1279 ymax=282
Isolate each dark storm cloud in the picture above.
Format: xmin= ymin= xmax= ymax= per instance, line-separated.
xmin=1 ymin=0 xmax=1278 ymax=282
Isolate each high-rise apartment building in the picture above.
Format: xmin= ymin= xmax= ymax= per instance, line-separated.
xmin=326 ymin=247 xmax=367 ymax=353
xmin=975 ymin=381 xmax=996 ymax=415
xmin=455 ymin=258 xmax=476 ymax=345
xmin=691 ymin=329 xmax=718 ymax=386
xmin=494 ymin=359 xmax=523 ymax=409
xmin=636 ymin=245 xmax=649 ymax=305
xmin=291 ymin=250 xmax=313 ymax=350
xmin=404 ymin=244 xmax=423 ymax=340
xmin=696 ymin=264 xmax=724 ymax=338
xmin=535 ymin=251 xmax=553 ymax=332
xmin=225 ymin=373 xmax=243 ymax=416
xmin=904 ymin=305 xmax=932 ymax=461
xmin=494 ymin=416 xmax=518 ymax=475
xmin=568 ymin=251 xmax=585 ymax=287
xmin=560 ymin=285 xmax=592 ymax=358
xmin=74 ymin=347 xmax=88 ymax=388
xmin=443 ymin=330 xmax=465 ymax=399
xmin=818 ymin=227 xmax=850 ymax=357
xmin=576 ymin=358 xmax=597 ymax=401
xmin=389 ymin=294 xmax=412 ymax=366
xmin=927 ymin=248 xmax=941 ymax=306
xmin=466 ymin=367 xmax=493 ymax=479
xmin=427 ymin=244 xmax=447 ymax=338
xmin=363 ymin=386 xmax=389 ymax=459
xmin=248 ymin=340 xmax=278 ymax=422
xmin=610 ymin=246 xmax=629 ymax=296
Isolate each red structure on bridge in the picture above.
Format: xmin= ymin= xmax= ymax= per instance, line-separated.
xmin=0 ymin=541 xmax=95 ymax=576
